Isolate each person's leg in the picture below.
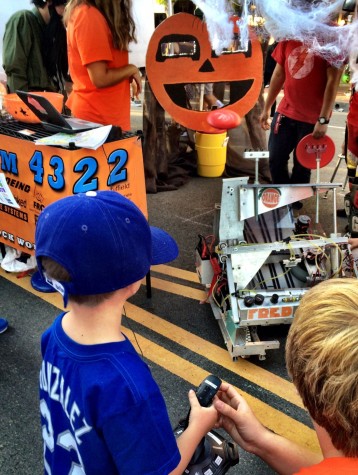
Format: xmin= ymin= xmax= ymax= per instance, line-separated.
xmin=346 ymin=121 xmax=358 ymax=236
xmin=203 ymin=83 xmax=223 ymax=110
xmin=213 ymin=82 xmax=225 ymax=102
xmin=269 ymin=114 xmax=297 ymax=184
xmin=290 ymin=121 xmax=314 ymax=184
xmin=346 ymin=121 xmax=358 ymax=188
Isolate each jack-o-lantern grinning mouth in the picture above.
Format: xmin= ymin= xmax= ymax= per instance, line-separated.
xmin=165 ymin=80 xmax=254 ymax=109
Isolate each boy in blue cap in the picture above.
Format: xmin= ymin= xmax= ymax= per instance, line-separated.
xmin=35 ymin=190 xmax=218 ymax=475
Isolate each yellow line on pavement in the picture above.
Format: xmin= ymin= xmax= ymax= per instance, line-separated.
xmin=125 ymin=332 xmax=319 ymax=453
xmin=1 ymin=269 xmax=66 ymax=308
xmin=125 ymin=301 xmax=303 ymax=408
xmin=148 ymin=276 xmax=207 ymax=300
xmin=142 ymin=269 xmax=303 ymax=409
xmin=1 ymin=270 xmax=318 ymax=451
xmin=2 ymin=269 xmax=302 ymax=408
xmin=152 ymin=264 xmax=200 ymax=283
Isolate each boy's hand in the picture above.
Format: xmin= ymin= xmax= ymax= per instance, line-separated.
xmin=348 ymin=237 xmax=358 ymax=250
xmin=187 ymin=389 xmax=218 ymax=434
xmin=214 ymin=383 xmax=269 ymax=454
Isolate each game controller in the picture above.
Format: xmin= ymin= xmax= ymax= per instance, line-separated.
xmin=174 ymin=375 xmax=240 ymax=475
xmin=181 ymin=374 xmax=222 ymax=428
xmin=196 ymin=374 xmax=222 ymax=407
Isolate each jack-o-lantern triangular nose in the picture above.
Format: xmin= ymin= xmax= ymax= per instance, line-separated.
xmin=199 ymin=59 xmax=214 ymax=73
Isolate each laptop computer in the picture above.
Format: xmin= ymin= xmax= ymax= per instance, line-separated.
xmin=16 ymin=90 xmax=103 ymax=133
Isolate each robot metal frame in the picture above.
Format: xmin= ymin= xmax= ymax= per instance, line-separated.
xmin=196 ymin=152 xmax=358 ymax=360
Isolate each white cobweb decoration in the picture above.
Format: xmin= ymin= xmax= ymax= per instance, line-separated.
xmin=192 ymin=0 xmax=233 ymax=54
xmin=191 ymin=0 xmax=358 ymax=76
xmin=255 ymin=0 xmax=357 ymax=68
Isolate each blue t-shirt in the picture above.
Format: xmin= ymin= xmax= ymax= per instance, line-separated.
xmin=39 ymin=313 xmax=180 ymax=474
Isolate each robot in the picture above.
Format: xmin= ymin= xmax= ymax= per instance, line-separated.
xmin=195 ymin=145 xmax=358 ymax=360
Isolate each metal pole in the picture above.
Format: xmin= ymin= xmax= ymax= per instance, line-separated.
xmin=167 ymin=0 xmax=173 ymax=16
xmin=333 ymin=187 xmax=337 ymax=235
xmin=316 ymin=157 xmax=320 ymax=224
xmin=199 ymin=84 xmax=205 ymax=110
xmin=254 ymin=157 xmax=259 ymax=221
xmin=323 ymin=154 xmax=346 ymax=199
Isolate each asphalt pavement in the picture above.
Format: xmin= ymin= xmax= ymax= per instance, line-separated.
xmin=0 ymin=85 xmax=351 ymax=475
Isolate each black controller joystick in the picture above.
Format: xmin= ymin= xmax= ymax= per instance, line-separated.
xmin=196 ymin=374 xmax=222 ymax=406
xmin=181 ymin=374 xmax=222 ymax=428
xmin=174 ymin=375 xmax=240 ymax=475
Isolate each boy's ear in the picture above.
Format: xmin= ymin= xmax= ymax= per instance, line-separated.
xmin=124 ymin=280 xmax=142 ymax=298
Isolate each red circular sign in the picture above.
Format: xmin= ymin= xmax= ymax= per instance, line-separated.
xmin=261 ymin=188 xmax=281 ymax=208
xmin=296 ymin=134 xmax=335 ymax=169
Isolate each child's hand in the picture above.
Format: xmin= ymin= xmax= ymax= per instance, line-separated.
xmin=187 ymin=389 xmax=218 ymax=434
xmin=348 ymin=237 xmax=358 ymax=250
xmin=214 ymin=382 xmax=268 ymax=454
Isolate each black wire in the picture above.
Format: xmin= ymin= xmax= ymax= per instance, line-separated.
xmin=123 ymin=305 xmax=144 ymax=359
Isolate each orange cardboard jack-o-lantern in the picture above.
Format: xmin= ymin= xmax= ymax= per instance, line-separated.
xmin=146 ymin=13 xmax=263 ymax=134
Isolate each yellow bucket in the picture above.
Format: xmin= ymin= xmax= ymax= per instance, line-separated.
xmin=195 ymin=132 xmax=228 ymax=177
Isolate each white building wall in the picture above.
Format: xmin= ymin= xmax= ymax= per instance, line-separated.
xmin=129 ymin=0 xmax=158 ymax=69
xmin=0 ymin=0 xmax=164 ymax=81
xmin=0 ymin=0 xmax=31 ymax=80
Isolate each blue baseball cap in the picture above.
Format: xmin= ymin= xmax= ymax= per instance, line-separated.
xmin=35 ymin=191 xmax=178 ymax=305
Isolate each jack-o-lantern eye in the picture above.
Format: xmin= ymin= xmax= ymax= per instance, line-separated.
xmin=217 ymin=38 xmax=253 ymax=58
xmin=146 ymin=12 xmax=263 ymax=134
xmin=156 ymin=35 xmax=200 ymax=62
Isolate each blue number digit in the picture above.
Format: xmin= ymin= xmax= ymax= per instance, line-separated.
xmin=73 ymin=157 xmax=98 ymax=194
xmin=29 ymin=150 xmax=44 ymax=184
xmin=1 ymin=150 xmax=18 ymax=174
xmin=107 ymin=149 xmax=128 ymax=186
xmin=48 ymin=156 xmax=65 ymax=191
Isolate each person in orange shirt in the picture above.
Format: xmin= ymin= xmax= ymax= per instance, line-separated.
xmin=63 ymin=0 xmax=142 ymax=131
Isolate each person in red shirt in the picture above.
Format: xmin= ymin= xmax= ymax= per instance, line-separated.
xmin=259 ymin=40 xmax=343 ymax=203
xmin=214 ymin=278 xmax=358 ymax=475
xmin=63 ymin=0 xmax=142 ymax=131
xmin=340 ymin=86 xmax=358 ymax=236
